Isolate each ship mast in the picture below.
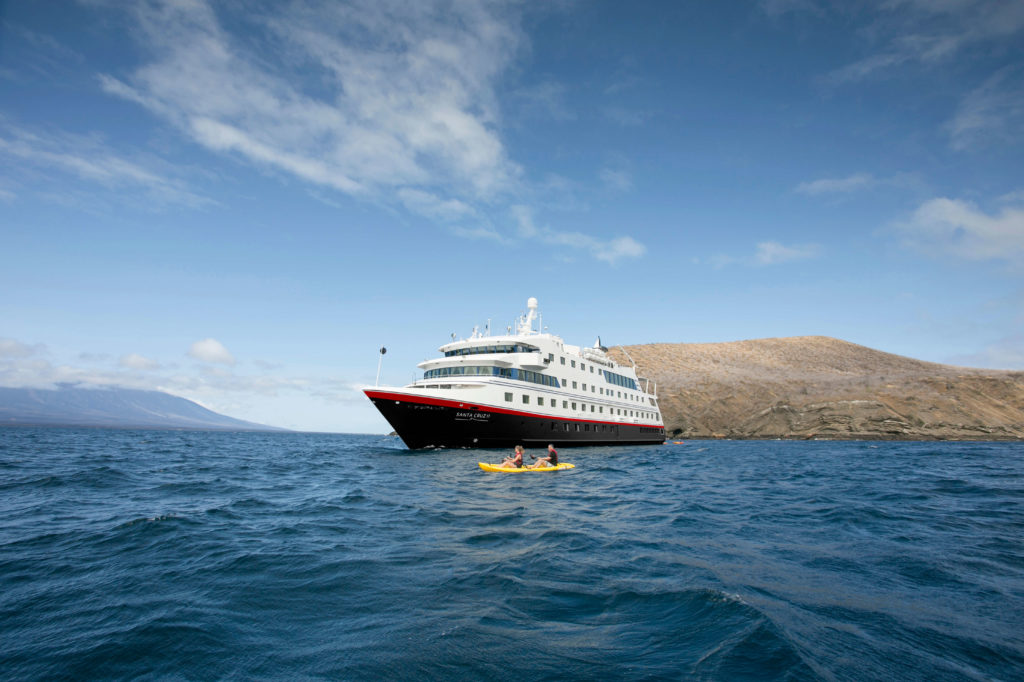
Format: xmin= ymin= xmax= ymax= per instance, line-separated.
xmin=517 ymin=297 xmax=539 ymax=335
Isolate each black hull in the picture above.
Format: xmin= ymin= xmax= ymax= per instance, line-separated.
xmin=366 ymin=390 xmax=665 ymax=450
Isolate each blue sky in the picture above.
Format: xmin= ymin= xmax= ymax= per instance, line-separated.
xmin=2 ymin=0 xmax=1023 ymax=433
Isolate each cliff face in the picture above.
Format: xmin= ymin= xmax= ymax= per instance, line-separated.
xmin=608 ymin=337 xmax=1024 ymax=440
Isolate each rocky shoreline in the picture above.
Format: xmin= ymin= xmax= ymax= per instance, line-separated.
xmin=609 ymin=337 xmax=1024 ymax=441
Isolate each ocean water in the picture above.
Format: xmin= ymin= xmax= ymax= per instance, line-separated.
xmin=1 ymin=429 xmax=1022 ymax=681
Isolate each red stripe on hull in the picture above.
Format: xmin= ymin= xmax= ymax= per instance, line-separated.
xmin=365 ymin=388 xmax=665 ymax=449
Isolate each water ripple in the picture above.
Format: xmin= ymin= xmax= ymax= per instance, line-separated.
xmin=1 ymin=429 xmax=1023 ymax=680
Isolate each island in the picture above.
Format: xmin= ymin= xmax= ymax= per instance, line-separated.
xmin=609 ymin=337 xmax=1024 ymax=440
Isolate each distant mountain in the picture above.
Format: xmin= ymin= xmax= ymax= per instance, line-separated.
xmin=609 ymin=336 xmax=1024 ymax=440
xmin=0 ymin=385 xmax=285 ymax=431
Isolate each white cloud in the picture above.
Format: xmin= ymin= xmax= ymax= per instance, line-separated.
xmin=449 ymin=224 xmax=506 ymax=242
xmin=0 ymin=123 xmax=210 ymax=208
xmin=511 ymin=205 xmax=645 ymax=264
xmin=119 ymin=353 xmax=160 ymax=370
xmin=898 ymin=196 xmax=1024 ymax=262
xmin=795 ymin=173 xmax=875 ymax=195
xmin=947 ymin=66 xmax=1024 ymax=151
xmin=91 ymin=0 xmax=627 ymax=264
xmin=0 ymin=336 xmax=365 ymax=430
xmin=999 ymin=189 xmax=1024 ymax=204
xmin=188 ymin=338 xmax=236 ymax=365
xmin=823 ymin=1 xmax=1024 ymax=85
xmin=0 ymin=338 xmax=44 ymax=358
xmin=755 ymin=241 xmax=821 ymax=265
xmin=398 ymin=188 xmax=477 ymax=222
xmin=102 ymin=0 xmax=521 ymax=203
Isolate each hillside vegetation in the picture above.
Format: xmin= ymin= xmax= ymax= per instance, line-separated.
xmin=608 ymin=337 xmax=1024 ymax=440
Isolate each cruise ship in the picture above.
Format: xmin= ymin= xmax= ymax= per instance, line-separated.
xmin=364 ymin=298 xmax=665 ymax=449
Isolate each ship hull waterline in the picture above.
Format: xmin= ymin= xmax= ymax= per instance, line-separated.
xmin=366 ymin=389 xmax=665 ymax=450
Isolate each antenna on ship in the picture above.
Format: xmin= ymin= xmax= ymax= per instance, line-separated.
xmin=518 ymin=297 xmax=539 ymax=335
xmin=375 ymin=347 xmax=387 ymax=386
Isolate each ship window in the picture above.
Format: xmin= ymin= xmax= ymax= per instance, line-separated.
xmin=571 ymin=402 xmax=577 ymax=410
xmin=538 ymin=397 xmax=544 ymax=406
xmin=560 ymin=357 xmax=565 ymax=365
xmin=591 ymin=386 xmax=595 ymax=393
xmin=591 ymin=405 xmax=595 ymax=412
xmin=599 ymin=407 xmax=603 ymax=413
xmin=563 ymin=401 xmax=568 ymax=408
xmin=571 ymin=360 xmax=576 ymax=368
xmin=548 ymin=353 xmax=554 ymax=361
xmin=572 ymin=381 xmax=577 ymax=389
xmin=505 ymin=392 xmax=512 ymax=402
xmin=564 ymin=423 xmax=569 ymax=431
xmin=585 ymin=424 xmax=590 ymax=431
xmin=582 ymin=383 xmax=586 ymax=391
xmin=575 ymin=424 xmax=580 ymax=431
xmin=590 ymin=366 xmax=594 ymax=373
xmin=580 ymin=363 xmax=585 ymax=371
xmin=522 ymin=395 xmax=529 ymax=404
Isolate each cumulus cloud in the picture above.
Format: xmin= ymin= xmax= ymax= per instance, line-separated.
xmin=897 ymin=196 xmax=1024 ymax=262
xmin=188 ymin=338 xmax=236 ymax=365
xmin=755 ymin=241 xmax=821 ymax=265
xmin=119 ymin=353 xmax=160 ymax=370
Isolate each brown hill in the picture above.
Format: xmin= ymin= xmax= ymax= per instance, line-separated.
xmin=608 ymin=337 xmax=1024 ymax=440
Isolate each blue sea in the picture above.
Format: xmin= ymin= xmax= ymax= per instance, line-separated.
xmin=1 ymin=428 xmax=1022 ymax=681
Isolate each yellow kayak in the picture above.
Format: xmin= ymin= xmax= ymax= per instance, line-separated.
xmin=478 ymin=462 xmax=575 ymax=473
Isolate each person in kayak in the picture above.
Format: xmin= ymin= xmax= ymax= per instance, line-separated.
xmin=530 ymin=444 xmax=558 ymax=468
xmin=501 ymin=445 xmax=525 ymax=468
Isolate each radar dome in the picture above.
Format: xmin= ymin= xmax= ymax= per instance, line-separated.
xmin=527 ymin=297 xmax=538 ymax=309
